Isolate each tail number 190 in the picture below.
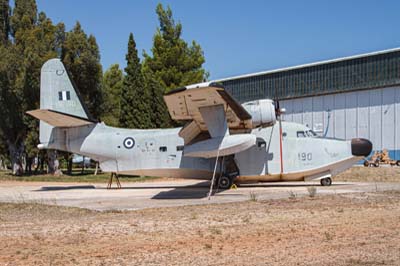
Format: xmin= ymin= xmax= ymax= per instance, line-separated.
xmin=298 ymin=152 xmax=312 ymax=161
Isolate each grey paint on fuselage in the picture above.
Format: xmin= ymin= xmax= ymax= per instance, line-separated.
xmin=43 ymin=120 xmax=357 ymax=182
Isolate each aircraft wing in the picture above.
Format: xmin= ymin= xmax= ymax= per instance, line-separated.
xmin=27 ymin=109 xmax=95 ymax=127
xmin=164 ymin=82 xmax=253 ymax=144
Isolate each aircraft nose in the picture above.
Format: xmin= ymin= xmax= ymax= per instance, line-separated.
xmin=351 ymin=138 xmax=373 ymax=157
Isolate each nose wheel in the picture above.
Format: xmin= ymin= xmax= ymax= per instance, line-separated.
xmin=320 ymin=177 xmax=332 ymax=186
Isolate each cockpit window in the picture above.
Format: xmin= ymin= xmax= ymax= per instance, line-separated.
xmin=297 ymin=131 xmax=306 ymax=138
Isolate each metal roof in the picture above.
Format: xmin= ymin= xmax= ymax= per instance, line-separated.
xmin=214 ymin=47 xmax=400 ymax=83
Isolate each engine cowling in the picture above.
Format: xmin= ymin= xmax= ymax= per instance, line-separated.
xmin=242 ymin=99 xmax=276 ymax=128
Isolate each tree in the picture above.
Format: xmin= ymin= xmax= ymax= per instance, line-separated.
xmin=142 ymin=4 xmax=207 ymax=127
xmin=142 ymin=65 xmax=170 ymax=128
xmin=0 ymin=1 xmax=104 ymax=175
xmin=0 ymin=44 xmax=25 ymax=174
xmin=0 ymin=0 xmax=61 ymax=175
xmin=0 ymin=0 xmax=9 ymax=165
xmin=10 ymin=0 xmax=37 ymax=38
xmin=119 ymin=33 xmax=151 ymax=129
xmin=0 ymin=130 xmax=8 ymax=170
xmin=0 ymin=0 xmax=10 ymax=44
xmin=102 ymin=64 xmax=123 ymax=127
xmin=143 ymin=3 xmax=207 ymax=93
xmin=62 ymin=22 xmax=103 ymax=120
xmin=60 ymin=22 xmax=104 ymax=174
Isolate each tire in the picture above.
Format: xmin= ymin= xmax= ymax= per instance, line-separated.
xmin=320 ymin=177 xmax=332 ymax=186
xmin=363 ymin=160 xmax=369 ymax=167
xmin=396 ymin=161 xmax=400 ymax=167
xmin=218 ymin=176 xmax=233 ymax=190
xmin=373 ymin=161 xmax=379 ymax=167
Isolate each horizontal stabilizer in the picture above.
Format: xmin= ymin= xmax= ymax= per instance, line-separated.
xmin=27 ymin=109 xmax=95 ymax=128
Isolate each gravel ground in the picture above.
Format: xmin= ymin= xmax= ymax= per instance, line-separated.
xmin=0 ymin=190 xmax=399 ymax=266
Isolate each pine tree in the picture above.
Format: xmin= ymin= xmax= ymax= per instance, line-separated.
xmin=102 ymin=64 xmax=123 ymax=127
xmin=142 ymin=4 xmax=207 ymax=127
xmin=119 ymin=33 xmax=151 ymax=129
xmin=143 ymin=3 xmax=207 ymax=93
xmin=10 ymin=0 xmax=37 ymax=38
xmin=142 ymin=65 xmax=170 ymax=128
xmin=0 ymin=0 xmax=10 ymax=44
xmin=62 ymin=22 xmax=103 ymax=119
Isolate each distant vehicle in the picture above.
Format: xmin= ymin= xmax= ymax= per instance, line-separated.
xmin=364 ymin=149 xmax=400 ymax=167
xmin=27 ymin=59 xmax=372 ymax=189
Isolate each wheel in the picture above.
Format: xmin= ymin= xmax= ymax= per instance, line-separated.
xmin=396 ymin=161 xmax=400 ymax=167
xmin=320 ymin=177 xmax=332 ymax=186
xmin=373 ymin=161 xmax=379 ymax=167
xmin=363 ymin=160 xmax=369 ymax=167
xmin=218 ymin=176 xmax=233 ymax=190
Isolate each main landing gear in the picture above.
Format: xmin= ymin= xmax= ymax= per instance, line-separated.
xmin=320 ymin=177 xmax=332 ymax=186
xmin=217 ymin=175 xmax=235 ymax=190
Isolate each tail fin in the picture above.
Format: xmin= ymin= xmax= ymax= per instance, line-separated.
xmin=38 ymin=59 xmax=94 ymax=144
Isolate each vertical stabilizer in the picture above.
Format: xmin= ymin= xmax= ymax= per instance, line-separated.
xmin=39 ymin=59 xmax=93 ymax=144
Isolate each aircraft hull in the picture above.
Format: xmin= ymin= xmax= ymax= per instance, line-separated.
xmin=41 ymin=120 xmax=367 ymax=183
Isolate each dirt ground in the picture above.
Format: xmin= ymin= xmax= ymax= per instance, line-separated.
xmin=1 ymin=190 xmax=400 ymax=266
xmin=335 ymin=166 xmax=400 ymax=182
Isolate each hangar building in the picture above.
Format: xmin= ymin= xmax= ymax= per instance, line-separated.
xmin=217 ymin=48 xmax=400 ymax=160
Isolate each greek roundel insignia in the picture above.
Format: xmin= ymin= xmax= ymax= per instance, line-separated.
xmin=123 ymin=137 xmax=135 ymax=149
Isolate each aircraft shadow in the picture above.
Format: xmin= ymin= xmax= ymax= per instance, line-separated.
xmin=104 ymin=184 xmax=209 ymax=190
xmin=34 ymin=185 xmax=96 ymax=191
xmin=117 ymin=181 xmax=213 ymax=200
xmin=151 ymin=186 xmax=211 ymax=199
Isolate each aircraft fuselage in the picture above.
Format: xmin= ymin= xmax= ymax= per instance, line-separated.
xmin=45 ymin=120 xmax=363 ymax=182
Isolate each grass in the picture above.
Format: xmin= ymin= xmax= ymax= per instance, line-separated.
xmin=0 ymin=169 xmax=159 ymax=183
xmin=307 ymin=186 xmax=317 ymax=198
xmin=248 ymin=191 xmax=258 ymax=202
xmin=288 ymin=190 xmax=297 ymax=199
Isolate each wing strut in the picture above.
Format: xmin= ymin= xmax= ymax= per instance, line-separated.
xmin=207 ymin=147 xmax=221 ymax=200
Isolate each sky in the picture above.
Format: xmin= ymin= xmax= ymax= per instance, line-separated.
xmin=36 ymin=0 xmax=400 ymax=80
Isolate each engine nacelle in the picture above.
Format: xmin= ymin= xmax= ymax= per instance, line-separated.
xmin=242 ymin=99 xmax=276 ymax=128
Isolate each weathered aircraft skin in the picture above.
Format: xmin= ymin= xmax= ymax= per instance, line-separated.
xmin=28 ymin=59 xmax=373 ymax=187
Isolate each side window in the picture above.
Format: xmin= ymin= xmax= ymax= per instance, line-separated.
xmin=257 ymin=139 xmax=266 ymax=148
xmin=176 ymin=145 xmax=184 ymax=151
xmin=159 ymin=146 xmax=167 ymax=152
xmin=297 ymin=131 xmax=306 ymax=138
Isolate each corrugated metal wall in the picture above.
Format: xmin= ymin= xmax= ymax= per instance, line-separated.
xmin=281 ymin=86 xmax=400 ymax=160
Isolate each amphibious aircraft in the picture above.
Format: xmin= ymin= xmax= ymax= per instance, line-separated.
xmin=27 ymin=59 xmax=372 ymax=190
